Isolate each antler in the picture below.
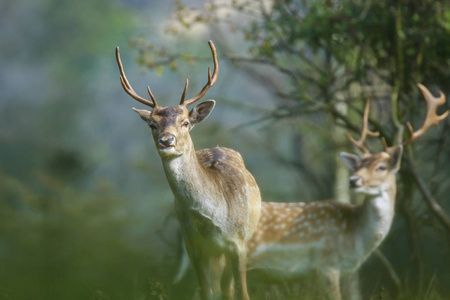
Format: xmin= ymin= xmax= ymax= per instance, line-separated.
xmin=115 ymin=46 xmax=158 ymax=108
xmin=180 ymin=40 xmax=219 ymax=107
xmin=347 ymin=99 xmax=380 ymax=153
xmin=403 ymin=83 xmax=449 ymax=147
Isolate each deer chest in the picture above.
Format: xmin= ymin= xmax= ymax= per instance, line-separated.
xmin=175 ymin=201 xmax=226 ymax=249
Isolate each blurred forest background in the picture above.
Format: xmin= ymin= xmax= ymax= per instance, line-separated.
xmin=1 ymin=0 xmax=450 ymax=299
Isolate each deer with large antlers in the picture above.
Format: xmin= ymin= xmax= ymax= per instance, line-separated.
xmin=115 ymin=41 xmax=261 ymax=300
xmin=244 ymin=84 xmax=448 ymax=299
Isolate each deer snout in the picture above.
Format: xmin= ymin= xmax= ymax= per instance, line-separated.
xmin=158 ymin=133 xmax=176 ymax=148
xmin=349 ymin=175 xmax=362 ymax=189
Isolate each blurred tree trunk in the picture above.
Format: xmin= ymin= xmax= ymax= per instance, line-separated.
xmin=334 ymin=97 xmax=350 ymax=204
xmin=400 ymin=170 xmax=426 ymax=292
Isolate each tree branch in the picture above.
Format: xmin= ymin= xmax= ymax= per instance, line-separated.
xmin=373 ymin=249 xmax=402 ymax=295
xmin=406 ymin=155 xmax=450 ymax=234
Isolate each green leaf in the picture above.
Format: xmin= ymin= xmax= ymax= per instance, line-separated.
xmin=156 ymin=65 xmax=164 ymax=76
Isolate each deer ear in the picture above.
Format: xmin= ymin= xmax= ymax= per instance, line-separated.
xmin=132 ymin=108 xmax=152 ymax=122
xmin=339 ymin=152 xmax=360 ymax=171
xmin=189 ymin=100 xmax=215 ymax=127
xmin=389 ymin=145 xmax=403 ymax=174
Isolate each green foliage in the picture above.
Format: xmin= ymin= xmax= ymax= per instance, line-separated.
xmin=0 ymin=1 xmax=174 ymax=299
xmin=259 ymin=1 xmax=449 ymax=129
xmin=0 ymin=173 xmax=131 ymax=299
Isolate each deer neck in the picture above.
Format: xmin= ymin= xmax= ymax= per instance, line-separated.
xmin=357 ymin=177 xmax=396 ymax=252
xmin=159 ymin=139 xmax=228 ymax=236
xmin=160 ymin=138 xmax=210 ymax=205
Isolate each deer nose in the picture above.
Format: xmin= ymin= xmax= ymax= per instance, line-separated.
xmin=349 ymin=175 xmax=362 ymax=188
xmin=158 ymin=133 xmax=176 ymax=148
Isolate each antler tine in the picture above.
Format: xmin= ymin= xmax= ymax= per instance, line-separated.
xmin=180 ymin=79 xmax=189 ymax=104
xmin=115 ymin=46 xmax=157 ymax=108
xmin=347 ymin=99 xmax=380 ymax=153
xmin=382 ymin=125 xmax=405 ymax=154
xmin=147 ymin=86 xmax=157 ymax=105
xmin=403 ymin=83 xmax=449 ymax=147
xmin=381 ymin=137 xmax=389 ymax=152
xmin=181 ymin=40 xmax=219 ymax=106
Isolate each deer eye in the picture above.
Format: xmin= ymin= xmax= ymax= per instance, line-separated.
xmin=376 ymin=164 xmax=386 ymax=172
xmin=182 ymin=121 xmax=190 ymax=128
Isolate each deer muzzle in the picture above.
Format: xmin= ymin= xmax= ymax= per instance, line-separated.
xmin=158 ymin=133 xmax=176 ymax=149
xmin=349 ymin=175 xmax=363 ymax=189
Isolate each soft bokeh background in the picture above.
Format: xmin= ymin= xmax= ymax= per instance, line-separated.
xmin=1 ymin=0 xmax=450 ymax=299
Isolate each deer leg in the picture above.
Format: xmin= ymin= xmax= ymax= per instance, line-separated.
xmin=209 ymin=254 xmax=225 ymax=296
xmin=184 ymin=241 xmax=212 ymax=300
xmin=318 ymin=269 xmax=342 ymax=300
xmin=341 ymin=271 xmax=361 ymax=300
xmin=226 ymin=241 xmax=249 ymax=300
xmin=220 ymin=255 xmax=234 ymax=300
xmin=192 ymin=254 xmax=213 ymax=300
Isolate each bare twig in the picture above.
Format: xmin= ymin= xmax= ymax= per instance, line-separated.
xmin=373 ymin=249 xmax=402 ymax=295
xmin=406 ymin=155 xmax=450 ymax=234
xmin=226 ymin=55 xmax=318 ymax=85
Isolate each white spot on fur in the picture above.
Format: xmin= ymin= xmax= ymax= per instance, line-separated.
xmin=294 ymin=216 xmax=305 ymax=223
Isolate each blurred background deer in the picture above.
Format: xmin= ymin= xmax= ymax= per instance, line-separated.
xmin=247 ymin=84 xmax=448 ymax=299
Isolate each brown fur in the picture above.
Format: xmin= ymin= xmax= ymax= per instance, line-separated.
xmin=247 ymin=201 xmax=360 ymax=256
xmin=137 ymin=104 xmax=261 ymax=300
